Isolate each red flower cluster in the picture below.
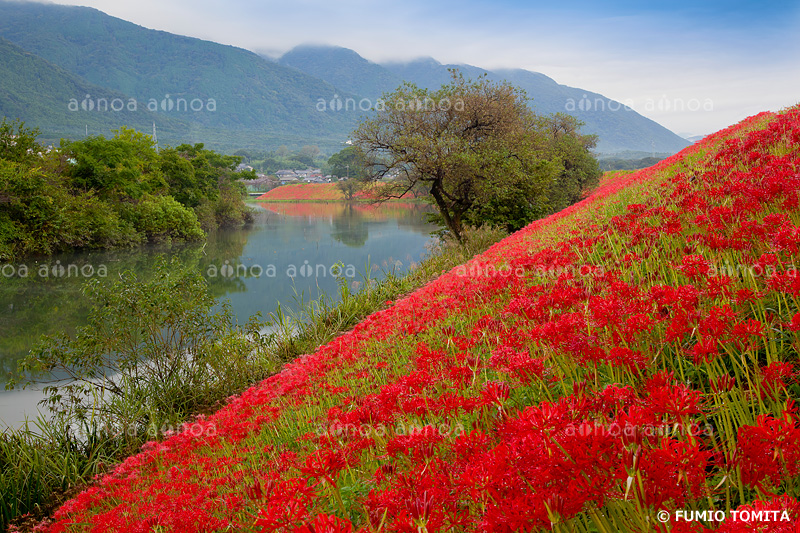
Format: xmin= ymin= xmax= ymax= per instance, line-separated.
xmin=257 ymin=184 xmax=344 ymax=201
xmin=40 ymin=107 xmax=800 ymax=531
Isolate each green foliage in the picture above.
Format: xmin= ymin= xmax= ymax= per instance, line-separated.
xmin=18 ymin=258 xmax=275 ymax=435
xmin=157 ymin=148 xmax=200 ymax=206
xmin=63 ymin=127 xmax=166 ymax=199
xmin=0 ymin=125 xmax=257 ymax=260
xmin=354 ymin=71 xmax=601 ymax=239
xmin=336 ymin=179 xmax=364 ymax=201
xmin=0 ymin=119 xmax=42 ymax=164
xmin=538 ymin=113 xmax=603 ymax=214
xmin=119 ymin=194 xmax=204 ymax=243
xmin=328 ymin=146 xmax=368 ymax=180
xmin=0 ymin=417 xmax=126 ymax=531
xmin=0 ymin=153 xmax=140 ymax=257
xmin=163 ymin=143 xmax=254 ymax=230
xmin=461 ymin=159 xmax=558 ymax=232
xmin=211 ymin=184 xmax=253 ymax=228
xmin=52 ymin=193 xmax=141 ymax=249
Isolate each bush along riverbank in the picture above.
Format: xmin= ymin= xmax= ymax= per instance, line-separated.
xmin=20 ymin=105 xmax=800 ymax=532
xmin=0 ymin=121 xmax=254 ymax=262
xmin=0 ymin=227 xmax=506 ymax=531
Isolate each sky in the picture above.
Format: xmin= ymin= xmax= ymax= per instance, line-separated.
xmin=35 ymin=0 xmax=800 ymax=137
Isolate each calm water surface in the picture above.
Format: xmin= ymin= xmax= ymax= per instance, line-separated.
xmin=0 ymin=202 xmax=435 ymax=428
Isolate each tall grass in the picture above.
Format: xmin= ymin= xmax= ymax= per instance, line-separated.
xmin=0 ymin=418 xmax=126 ymax=531
xmin=0 ymin=226 xmax=505 ymax=532
xmin=269 ymin=226 xmax=506 ymax=361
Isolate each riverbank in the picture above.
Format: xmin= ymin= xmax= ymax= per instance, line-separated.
xmin=0 ymin=224 xmax=506 ymax=531
xmin=0 ymin=202 xmax=437 ymax=429
xmin=26 ymin=106 xmax=800 ymax=531
xmin=254 ymin=183 xmax=420 ymax=202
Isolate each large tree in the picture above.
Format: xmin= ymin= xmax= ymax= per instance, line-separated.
xmin=352 ymin=71 xmax=558 ymax=241
xmin=539 ymin=112 xmax=602 ymax=213
xmin=327 ymin=145 xmax=368 ymax=180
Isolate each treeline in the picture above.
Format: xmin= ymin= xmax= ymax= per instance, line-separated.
xmin=0 ymin=120 xmax=254 ymax=261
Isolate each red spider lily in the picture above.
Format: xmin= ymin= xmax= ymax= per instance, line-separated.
xmin=385 ymin=426 xmax=445 ymax=459
xmin=716 ymin=493 xmax=800 ymax=532
xmin=636 ymin=438 xmax=713 ymax=508
xmin=759 ymin=362 xmax=795 ymax=399
xmin=737 ymin=412 xmax=800 ymax=489
xmin=677 ymin=254 xmax=712 ymax=280
xmin=37 ymin=107 xmax=800 ymax=532
xmin=294 ymin=514 xmax=354 ymax=533
xmin=690 ymin=337 xmax=719 ymax=364
xmin=481 ymin=380 xmax=512 ymax=407
xmin=788 ymin=312 xmax=800 ymax=332
xmin=710 ymin=374 xmax=736 ymax=393
xmin=300 ymin=449 xmax=347 ymax=487
xmin=644 ymin=382 xmax=705 ymax=422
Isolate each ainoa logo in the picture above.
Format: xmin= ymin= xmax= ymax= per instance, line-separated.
xmin=69 ymin=94 xmax=217 ymax=113
xmin=317 ymin=94 xmax=465 ymax=112
xmin=206 ymin=261 xmax=357 ymax=279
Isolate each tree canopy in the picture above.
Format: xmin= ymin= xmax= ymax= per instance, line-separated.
xmin=352 ymin=71 xmax=601 ymax=239
xmin=0 ymin=121 xmax=254 ymax=260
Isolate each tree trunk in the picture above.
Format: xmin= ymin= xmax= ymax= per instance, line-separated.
xmin=430 ymin=182 xmax=462 ymax=243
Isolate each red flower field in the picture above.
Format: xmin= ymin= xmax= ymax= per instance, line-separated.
xmin=258 ymin=202 xmax=421 ymax=220
xmin=257 ymin=184 xmax=345 ymax=201
xmin=256 ymin=184 xmax=415 ymax=202
xmin=39 ymin=107 xmax=800 ymax=531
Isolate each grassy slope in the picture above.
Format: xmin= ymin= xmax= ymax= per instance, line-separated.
xmin=40 ymin=108 xmax=800 ymax=532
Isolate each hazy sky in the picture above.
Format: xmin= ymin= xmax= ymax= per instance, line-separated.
xmin=36 ymin=0 xmax=800 ymax=136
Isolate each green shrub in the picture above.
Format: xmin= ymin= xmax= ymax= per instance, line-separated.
xmin=58 ymin=194 xmax=141 ymax=249
xmin=120 ymin=194 xmax=205 ymax=243
xmin=212 ymin=186 xmax=252 ymax=227
xmin=193 ymin=197 xmax=218 ymax=231
xmin=19 ymin=258 xmax=275 ymax=436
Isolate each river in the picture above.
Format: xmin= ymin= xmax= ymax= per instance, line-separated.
xmin=0 ymin=202 xmax=435 ymax=428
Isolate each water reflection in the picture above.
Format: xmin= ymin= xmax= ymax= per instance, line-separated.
xmin=0 ymin=202 xmax=434 ymax=427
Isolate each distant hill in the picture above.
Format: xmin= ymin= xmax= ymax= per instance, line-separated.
xmin=283 ymin=49 xmax=691 ymax=155
xmin=0 ymin=1 xmax=690 ymax=156
xmin=0 ymin=36 xmax=187 ymax=145
xmin=279 ymin=45 xmax=401 ymax=100
xmin=0 ymin=1 xmax=357 ymax=152
xmin=684 ymin=134 xmax=707 ymax=143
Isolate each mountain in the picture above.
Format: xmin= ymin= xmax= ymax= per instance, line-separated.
xmin=0 ymin=1 xmax=689 ymax=155
xmin=281 ymin=48 xmax=690 ymax=155
xmin=279 ymin=45 xmax=401 ymax=100
xmin=0 ymin=1 xmax=357 ymax=152
xmin=381 ymin=58 xmax=489 ymax=95
xmin=683 ymin=134 xmax=707 ymax=143
xmin=0 ymin=36 xmax=188 ymax=145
